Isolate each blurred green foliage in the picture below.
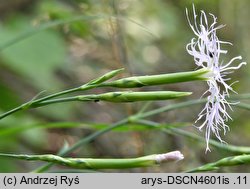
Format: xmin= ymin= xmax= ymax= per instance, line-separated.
xmin=0 ymin=0 xmax=249 ymax=172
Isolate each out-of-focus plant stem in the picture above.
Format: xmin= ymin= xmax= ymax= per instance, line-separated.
xmin=33 ymin=119 xmax=128 ymax=172
xmin=133 ymin=119 xmax=250 ymax=154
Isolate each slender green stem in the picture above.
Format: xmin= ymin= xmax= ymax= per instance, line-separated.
xmin=0 ymin=152 xmax=182 ymax=169
xmin=33 ymin=119 xmax=129 ymax=172
xmin=0 ymin=105 xmax=26 ymax=120
xmin=133 ymin=97 xmax=250 ymax=120
xmin=31 ymin=96 xmax=90 ymax=108
xmin=187 ymin=154 xmax=250 ymax=172
xmin=0 ymin=87 xmax=82 ymax=120
xmin=134 ymin=119 xmax=250 ymax=154
xmin=138 ymin=99 xmax=206 ymax=119
xmin=137 ymin=102 xmax=152 ymax=115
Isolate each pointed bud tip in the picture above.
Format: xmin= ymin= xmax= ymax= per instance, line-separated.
xmin=178 ymin=92 xmax=192 ymax=97
xmin=112 ymin=68 xmax=125 ymax=74
xmin=173 ymin=91 xmax=193 ymax=97
xmin=185 ymin=92 xmax=193 ymax=96
xmin=155 ymin=151 xmax=184 ymax=164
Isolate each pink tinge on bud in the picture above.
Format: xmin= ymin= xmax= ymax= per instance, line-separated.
xmin=155 ymin=151 xmax=184 ymax=164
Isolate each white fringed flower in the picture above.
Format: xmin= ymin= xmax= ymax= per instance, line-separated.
xmin=186 ymin=5 xmax=246 ymax=152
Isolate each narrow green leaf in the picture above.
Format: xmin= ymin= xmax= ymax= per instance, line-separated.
xmin=85 ymin=68 xmax=124 ymax=86
xmin=0 ymin=15 xmax=104 ymax=51
xmin=234 ymin=103 xmax=250 ymax=111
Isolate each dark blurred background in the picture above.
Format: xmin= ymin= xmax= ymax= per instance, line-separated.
xmin=0 ymin=0 xmax=249 ymax=172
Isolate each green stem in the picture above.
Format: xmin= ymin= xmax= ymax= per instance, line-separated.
xmin=135 ymin=119 xmax=250 ymax=154
xmin=187 ymin=154 xmax=250 ymax=172
xmin=33 ymin=119 xmax=128 ymax=172
xmin=135 ymin=96 xmax=250 ymax=120
xmin=0 ymin=80 xmax=108 ymax=120
xmin=0 ymin=151 xmax=183 ymax=170
xmin=31 ymin=96 xmax=90 ymax=108
xmin=0 ymin=105 xmax=26 ymax=120
xmin=0 ymin=87 xmax=82 ymax=120
xmin=137 ymin=99 xmax=206 ymax=119
xmin=0 ymin=153 xmax=154 ymax=169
